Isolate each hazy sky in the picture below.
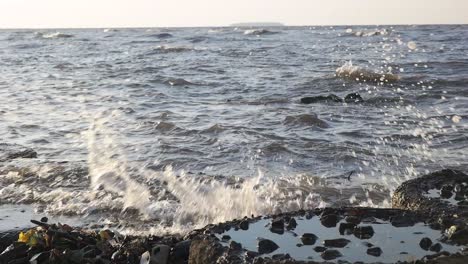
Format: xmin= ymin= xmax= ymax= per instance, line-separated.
xmin=0 ymin=0 xmax=467 ymax=28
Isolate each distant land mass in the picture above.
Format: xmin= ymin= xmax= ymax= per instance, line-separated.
xmin=230 ymin=22 xmax=285 ymax=27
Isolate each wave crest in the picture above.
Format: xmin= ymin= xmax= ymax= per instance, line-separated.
xmin=336 ymin=61 xmax=399 ymax=83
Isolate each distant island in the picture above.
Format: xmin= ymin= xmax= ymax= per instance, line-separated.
xmin=230 ymin=22 xmax=285 ymax=27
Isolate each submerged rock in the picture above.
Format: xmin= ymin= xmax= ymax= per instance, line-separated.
xmin=300 ymin=94 xmax=343 ymax=104
xmin=344 ymin=93 xmax=364 ymax=103
xmin=0 ymin=143 xmax=37 ymax=161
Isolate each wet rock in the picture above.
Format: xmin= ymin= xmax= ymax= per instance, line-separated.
xmin=367 ymin=247 xmax=382 ymax=257
xmin=390 ymin=215 xmax=415 ymax=227
xmin=446 ymin=226 xmax=468 ymax=244
xmin=229 ymin=241 xmax=242 ymax=251
xmin=429 ymin=243 xmax=442 ymax=252
xmin=323 ymin=238 xmax=350 ymax=248
xmin=300 ymin=94 xmax=343 ymax=104
xmin=392 ymin=169 xmax=468 ymax=214
xmin=321 ymin=249 xmax=342 ymax=260
xmin=353 ymin=226 xmax=375 ymax=239
xmin=271 ymin=217 xmax=284 ymax=229
xmin=339 ymin=222 xmax=356 ymax=235
xmin=362 ymin=242 xmax=374 ymax=248
xmin=419 ymin=237 xmax=433 ymax=250
xmin=271 ymin=253 xmax=291 ymax=261
xmin=345 ymin=216 xmax=361 ymax=224
xmin=258 ymin=239 xmax=279 ymax=254
xmin=189 ymin=237 xmax=224 ymax=264
xmin=0 ymin=143 xmax=37 ymax=161
xmin=40 ymin=217 xmax=48 ymax=223
xmin=300 ymin=233 xmax=318 ymax=245
xmin=150 ymin=244 xmax=170 ymax=264
xmin=314 ymin=246 xmax=327 ymax=252
xmin=440 ymin=185 xmax=454 ymax=199
xmin=320 ymin=214 xmax=339 ymax=228
xmin=286 ymin=218 xmax=297 ymax=229
xmin=221 ymin=235 xmax=231 ymax=242
xmin=344 ymin=93 xmax=364 ymax=103
xmin=172 ymin=240 xmax=191 ymax=262
xmin=239 ymin=220 xmax=249 ymax=230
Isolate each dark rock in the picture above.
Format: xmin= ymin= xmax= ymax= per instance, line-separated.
xmin=229 ymin=241 xmax=242 ymax=251
xmin=150 ymin=245 xmax=170 ymax=264
xmin=367 ymin=247 xmax=382 ymax=257
xmin=419 ymin=237 xmax=432 ymax=250
xmin=440 ymin=185 xmax=454 ymax=199
xmin=269 ymin=217 xmax=285 ymax=234
xmin=189 ymin=238 xmax=224 ymax=264
xmin=286 ymin=218 xmax=297 ymax=229
xmin=321 ymin=249 xmax=342 ymax=260
xmin=271 ymin=253 xmax=291 ymax=261
xmin=239 ymin=220 xmax=249 ymax=230
xmin=323 ymin=238 xmax=350 ymax=248
xmin=271 ymin=218 xmax=284 ymax=229
xmin=390 ymin=215 xmax=415 ymax=227
xmin=40 ymin=217 xmax=48 ymax=223
xmin=258 ymin=239 xmax=279 ymax=254
xmin=345 ymin=216 xmax=361 ymax=224
xmin=300 ymin=94 xmax=343 ymax=104
xmin=300 ymin=233 xmax=318 ymax=245
xmin=339 ymin=222 xmax=356 ymax=235
xmin=344 ymin=93 xmax=364 ymax=103
xmin=221 ymin=235 xmax=231 ymax=241
xmin=353 ymin=226 xmax=375 ymax=239
xmin=305 ymin=211 xmax=314 ymax=219
xmin=314 ymin=246 xmax=327 ymax=252
xmin=321 ymin=214 xmax=339 ymax=228
xmin=172 ymin=240 xmax=191 ymax=262
xmin=429 ymin=243 xmax=442 ymax=252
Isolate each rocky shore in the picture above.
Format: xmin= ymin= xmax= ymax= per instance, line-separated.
xmin=0 ymin=169 xmax=467 ymax=264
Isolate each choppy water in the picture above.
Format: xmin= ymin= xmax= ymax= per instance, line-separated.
xmin=0 ymin=25 xmax=467 ymax=233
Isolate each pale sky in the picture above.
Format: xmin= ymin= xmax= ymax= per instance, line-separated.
xmin=0 ymin=0 xmax=467 ymax=28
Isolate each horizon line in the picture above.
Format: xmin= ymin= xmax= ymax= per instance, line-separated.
xmin=1 ymin=22 xmax=467 ymax=30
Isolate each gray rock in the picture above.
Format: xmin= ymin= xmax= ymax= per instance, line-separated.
xmin=320 ymin=214 xmax=339 ymax=228
xmin=188 ymin=238 xmax=224 ymax=264
xmin=301 ymin=94 xmax=343 ymax=104
xmin=344 ymin=93 xmax=364 ymax=103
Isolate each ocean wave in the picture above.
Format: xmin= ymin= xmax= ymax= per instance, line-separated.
xmin=148 ymin=45 xmax=194 ymax=54
xmin=284 ymin=114 xmax=329 ymax=128
xmin=335 ymin=61 xmax=400 ymax=83
xmin=41 ymin=32 xmax=74 ymax=39
xmin=147 ymin=33 xmax=173 ymax=38
xmin=352 ymin=28 xmax=389 ymax=37
xmin=243 ymin=29 xmax=277 ymax=36
xmin=164 ymin=78 xmax=196 ymax=86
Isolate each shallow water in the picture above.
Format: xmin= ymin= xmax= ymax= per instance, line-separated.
xmin=0 ymin=25 xmax=467 ymax=233
xmin=218 ymin=216 xmax=462 ymax=263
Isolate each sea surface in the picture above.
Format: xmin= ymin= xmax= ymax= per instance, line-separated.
xmin=0 ymin=25 xmax=467 ymax=233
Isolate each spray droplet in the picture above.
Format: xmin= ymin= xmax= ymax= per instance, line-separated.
xmin=452 ymin=115 xmax=462 ymax=123
xmin=407 ymin=41 xmax=417 ymax=50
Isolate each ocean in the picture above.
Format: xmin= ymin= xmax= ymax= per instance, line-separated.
xmin=0 ymin=25 xmax=467 ymax=234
